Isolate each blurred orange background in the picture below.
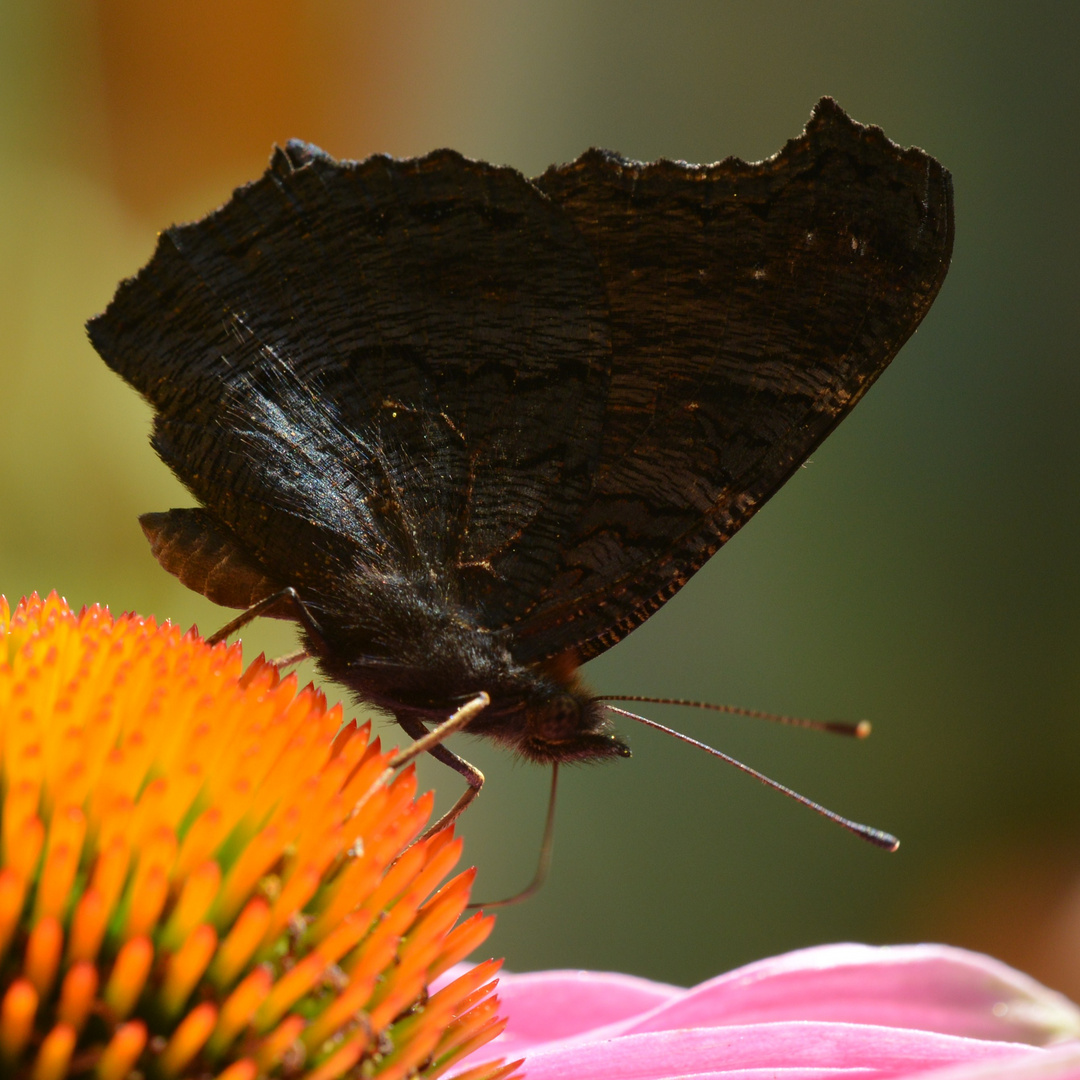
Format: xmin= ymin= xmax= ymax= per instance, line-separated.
xmin=3 ymin=1 xmax=1080 ymax=995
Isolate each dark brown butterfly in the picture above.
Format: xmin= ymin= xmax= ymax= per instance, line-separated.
xmin=89 ymin=98 xmax=952 ymax=844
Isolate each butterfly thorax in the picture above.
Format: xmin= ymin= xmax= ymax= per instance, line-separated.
xmin=307 ymin=584 xmax=629 ymax=765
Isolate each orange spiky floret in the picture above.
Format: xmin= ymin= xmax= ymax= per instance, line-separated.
xmin=0 ymin=593 xmax=520 ymax=1080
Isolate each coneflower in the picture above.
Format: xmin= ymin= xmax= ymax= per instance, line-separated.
xmin=0 ymin=592 xmax=519 ymax=1080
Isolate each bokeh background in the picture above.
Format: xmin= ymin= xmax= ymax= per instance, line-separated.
xmin=3 ymin=0 xmax=1080 ymax=995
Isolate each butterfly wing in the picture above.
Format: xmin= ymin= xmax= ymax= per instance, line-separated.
xmin=90 ymin=99 xmax=952 ymax=673
xmin=503 ymin=97 xmax=954 ymax=663
xmin=89 ymin=143 xmax=615 ymax=623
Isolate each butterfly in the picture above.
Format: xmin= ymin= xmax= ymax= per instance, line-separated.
xmin=88 ymin=98 xmax=952 ymax=841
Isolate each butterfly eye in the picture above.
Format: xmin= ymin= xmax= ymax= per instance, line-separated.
xmin=534 ymin=694 xmax=582 ymax=742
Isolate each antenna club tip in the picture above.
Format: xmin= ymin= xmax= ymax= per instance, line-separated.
xmin=854 ymin=720 xmax=872 ymax=739
xmin=859 ymin=826 xmax=900 ymax=851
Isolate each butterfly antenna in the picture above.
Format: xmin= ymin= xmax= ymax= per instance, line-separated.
xmin=469 ymin=763 xmax=560 ymax=910
xmin=599 ymin=695 xmax=870 ymax=738
xmin=604 ymin=704 xmax=899 ymax=851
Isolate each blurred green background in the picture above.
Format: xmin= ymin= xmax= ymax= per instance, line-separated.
xmin=3 ymin=0 xmax=1080 ymax=995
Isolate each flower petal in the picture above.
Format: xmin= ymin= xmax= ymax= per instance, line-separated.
xmin=512 ymin=1021 xmax=1047 ymax=1080
xmin=487 ymin=944 xmax=1080 ymax=1060
xmin=615 ymin=945 xmax=1080 ymax=1046
xmin=486 ymin=969 xmax=679 ymax=1053
xmin=916 ymin=1041 xmax=1080 ymax=1080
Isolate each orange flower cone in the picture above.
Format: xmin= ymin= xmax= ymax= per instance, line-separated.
xmin=0 ymin=592 xmax=519 ymax=1080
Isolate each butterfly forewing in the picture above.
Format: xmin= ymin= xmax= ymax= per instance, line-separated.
xmin=511 ymin=98 xmax=953 ymax=662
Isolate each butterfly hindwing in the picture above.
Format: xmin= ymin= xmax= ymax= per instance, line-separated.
xmin=90 ymin=143 xmax=615 ymax=624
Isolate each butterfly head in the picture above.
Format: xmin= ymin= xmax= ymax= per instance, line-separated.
xmin=513 ymin=658 xmax=631 ymax=764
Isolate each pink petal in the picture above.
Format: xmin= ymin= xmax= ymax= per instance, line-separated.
xmin=514 ymin=1021 xmax=1045 ymax=1080
xmin=486 ymin=944 xmax=1080 ymax=1059
xmin=489 ymin=969 xmax=679 ymax=1052
xmin=917 ymin=1041 xmax=1080 ymax=1079
xmin=616 ymin=945 xmax=1080 ymax=1045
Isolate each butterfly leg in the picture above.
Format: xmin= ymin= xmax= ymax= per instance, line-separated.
xmin=391 ymin=694 xmax=489 ymax=837
xmin=206 ymin=586 xmax=328 ymax=651
xmin=270 ymin=648 xmax=311 ymax=672
xmin=468 ymin=763 xmax=559 ymax=909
